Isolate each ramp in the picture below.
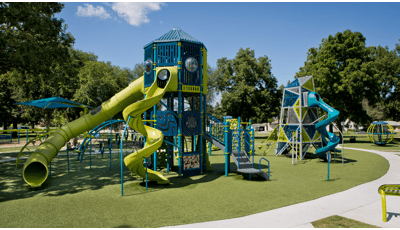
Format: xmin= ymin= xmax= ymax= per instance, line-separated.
xmin=232 ymin=150 xmax=269 ymax=180
xmin=203 ymin=133 xmax=225 ymax=151
xmin=204 ymin=133 xmax=269 ymax=180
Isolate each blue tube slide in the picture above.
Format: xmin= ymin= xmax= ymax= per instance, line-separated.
xmin=308 ymin=92 xmax=341 ymax=159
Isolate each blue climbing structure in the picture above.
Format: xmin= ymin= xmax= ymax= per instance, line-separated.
xmin=275 ymin=76 xmax=340 ymax=160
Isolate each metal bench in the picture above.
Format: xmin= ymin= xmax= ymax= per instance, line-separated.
xmin=379 ymin=184 xmax=400 ymax=222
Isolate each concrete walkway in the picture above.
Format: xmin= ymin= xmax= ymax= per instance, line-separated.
xmin=169 ymin=147 xmax=400 ymax=228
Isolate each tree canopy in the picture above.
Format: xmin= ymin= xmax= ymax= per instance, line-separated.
xmin=369 ymin=43 xmax=400 ymax=121
xmin=215 ymin=48 xmax=282 ymax=123
xmin=0 ymin=2 xmax=74 ymax=75
xmin=296 ymin=30 xmax=382 ymax=129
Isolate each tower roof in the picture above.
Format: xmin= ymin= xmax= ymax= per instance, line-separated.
xmin=144 ymin=27 xmax=205 ymax=48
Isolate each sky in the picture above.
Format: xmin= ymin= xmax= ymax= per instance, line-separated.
xmin=57 ymin=2 xmax=400 ymax=88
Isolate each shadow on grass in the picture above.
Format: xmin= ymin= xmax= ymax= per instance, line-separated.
xmin=115 ymin=225 xmax=133 ymax=228
xmin=0 ymin=149 xmax=358 ymax=202
xmin=0 ymin=156 xmax=128 ymax=202
xmin=0 ymin=153 xmax=228 ymax=201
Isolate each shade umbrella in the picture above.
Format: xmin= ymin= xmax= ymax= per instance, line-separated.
xmin=16 ymin=97 xmax=91 ymax=148
xmin=16 ymin=97 xmax=91 ymax=114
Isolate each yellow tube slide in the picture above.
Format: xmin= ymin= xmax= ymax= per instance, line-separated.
xmin=23 ymin=67 xmax=178 ymax=187
xmin=123 ymin=67 xmax=177 ymax=184
xmin=23 ymin=77 xmax=145 ymax=187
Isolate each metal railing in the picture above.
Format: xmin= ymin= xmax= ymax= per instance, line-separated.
xmin=259 ymin=157 xmax=270 ymax=180
xmin=205 ymin=113 xmax=225 ymax=144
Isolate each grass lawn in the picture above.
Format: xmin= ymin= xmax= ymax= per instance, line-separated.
xmin=0 ymin=140 xmax=389 ymax=228
xmin=312 ymin=215 xmax=379 ymax=228
xmin=339 ymin=133 xmax=400 ymax=151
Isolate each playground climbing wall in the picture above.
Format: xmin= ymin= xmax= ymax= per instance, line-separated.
xmin=276 ymin=76 xmax=323 ymax=159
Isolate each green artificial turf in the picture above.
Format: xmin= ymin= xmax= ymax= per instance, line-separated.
xmin=339 ymin=134 xmax=400 ymax=151
xmin=0 ymin=144 xmax=389 ymax=228
xmin=312 ymin=215 xmax=379 ymax=228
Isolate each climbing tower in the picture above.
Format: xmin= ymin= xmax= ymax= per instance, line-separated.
xmin=142 ymin=27 xmax=208 ymax=177
xmin=275 ymin=76 xmax=323 ymax=159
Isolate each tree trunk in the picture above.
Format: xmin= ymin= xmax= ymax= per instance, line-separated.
xmin=12 ymin=120 xmax=18 ymax=138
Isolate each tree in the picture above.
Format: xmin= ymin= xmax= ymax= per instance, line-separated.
xmin=0 ymin=2 xmax=75 ymax=75
xmin=206 ymin=64 xmax=220 ymax=107
xmin=0 ymin=75 xmax=17 ymax=129
xmin=370 ymin=44 xmax=400 ymax=121
xmin=295 ymin=30 xmax=381 ymax=131
xmin=73 ymin=60 xmax=131 ymax=119
xmin=1 ymin=2 xmax=75 ymax=129
xmin=209 ymin=102 xmax=225 ymax=121
xmin=216 ymin=48 xmax=282 ymax=123
xmin=362 ymin=98 xmax=386 ymax=121
xmin=132 ymin=63 xmax=144 ymax=81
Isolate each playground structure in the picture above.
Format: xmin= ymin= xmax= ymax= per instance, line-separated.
xmin=205 ymin=115 xmax=269 ymax=180
xmin=264 ymin=76 xmax=341 ymax=161
xmin=20 ymin=28 xmax=267 ymax=188
xmin=367 ymin=121 xmax=394 ymax=146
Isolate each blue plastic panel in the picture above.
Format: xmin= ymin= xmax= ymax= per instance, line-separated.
xmin=303 ymin=125 xmax=316 ymax=141
xmin=155 ymin=111 xmax=178 ymax=136
xmin=283 ymin=90 xmax=299 ymax=107
xmin=285 ymin=78 xmax=300 ymax=88
xmin=144 ymin=45 xmax=154 ymax=88
xmin=182 ymin=42 xmax=201 ymax=86
xmin=156 ymin=42 xmax=178 ymax=66
xmin=283 ymin=125 xmax=300 ymax=140
xmin=182 ymin=111 xmax=201 ymax=136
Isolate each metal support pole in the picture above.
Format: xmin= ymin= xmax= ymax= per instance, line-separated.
xmin=209 ymin=120 xmax=212 ymax=156
xmin=110 ymin=123 xmax=112 ymax=170
xmin=327 ymin=152 xmax=330 ymax=181
xmin=294 ymin=130 xmax=301 ymax=163
xmin=153 ymin=107 xmax=157 ymax=171
xmin=299 ymin=85 xmax=303 ymax=160
xmin=121 ymin=116 xmax=131 ymax=196
xmin=224 ymin=117 xmax=229 ymax=176
xmin=292 ymin=132 xmax=294 ymax=165
xmin=177 ymin=42 xmax=182 ymax=177
xmin=144 ymin=157 xmax=148 ymax=190
xmin=67 ymin=143 xmax=70 ymax=172
xmin=89 ymin=138 xmax=92 ymax=170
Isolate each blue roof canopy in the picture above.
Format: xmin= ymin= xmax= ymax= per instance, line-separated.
xmin=16 ymin=97 xmax=90 ymax=109
xmin=144 ymin=27 xmax=206 ymax=49
xmin=372 ymin=121 xmax=388 ymax=125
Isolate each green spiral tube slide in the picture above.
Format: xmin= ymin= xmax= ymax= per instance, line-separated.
xmin=123 ymin=67 xmax=177 ymax=184
xmin=23 ymin=77 xmax=145 ymax=187
xmin=23 ymin=66 xmax=178 ymax=188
